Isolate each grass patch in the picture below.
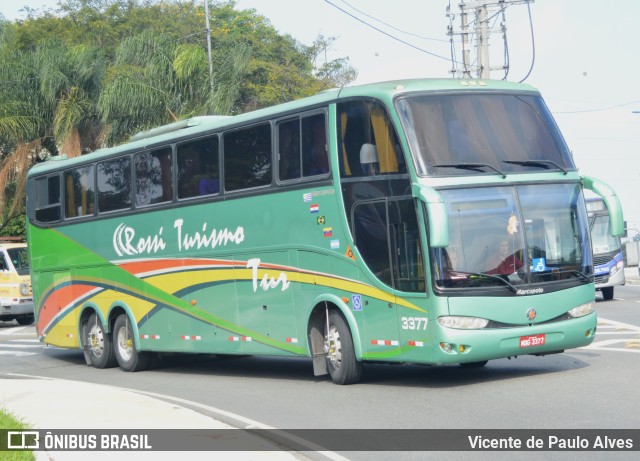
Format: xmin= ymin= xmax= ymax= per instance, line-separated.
xmin=0 ymin=408 xmax=36 ymax=461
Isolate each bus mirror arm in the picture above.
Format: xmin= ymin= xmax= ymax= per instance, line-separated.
xmin=412 ymin=184 xmax=450 ymax=248
xmin=581 ymin=175 xmax=625 ymax=237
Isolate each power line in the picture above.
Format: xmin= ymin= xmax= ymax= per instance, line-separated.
xmin=323 ymin=0 xmax=460 ymax=65
xmin=518 ymin=0 xmax=535 ymax=83
xmin=337 ymin=0 xmax=449 ymax=43
xmin=554 ymin=99 xmax=640 ymax=114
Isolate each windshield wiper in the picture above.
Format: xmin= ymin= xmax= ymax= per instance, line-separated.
xmin=502 ymin=160 xmax=568 ymax=175
xmin=432 ymin=163 xmax=506 ymax=178
xmin=557 ymin=269 xmax=593 ymax=283
xmin=449 ymin=270 xmax=518 ymax=292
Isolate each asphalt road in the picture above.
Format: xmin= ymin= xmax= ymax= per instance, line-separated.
xmin=1 ymin=285 xmax=639 ymax=460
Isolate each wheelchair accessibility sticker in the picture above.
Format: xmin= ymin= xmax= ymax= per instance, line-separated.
xmin=352 ymin=294 xmax=362 ymax=311
xmin=531 ymin=258 xmax=547 ymax=272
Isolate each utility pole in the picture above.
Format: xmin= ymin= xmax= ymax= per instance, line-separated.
xmin=203 ymin=0 xmax=214 ymax=94
xmin=459 ymin=2 xmax=472 ymax=78
xmin=448 ymin=0 xmax=533 ymax=80
xmin=476 ymin=3 xmax=490 ymax=79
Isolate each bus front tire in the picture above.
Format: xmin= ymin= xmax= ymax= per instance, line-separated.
xmin=113 ymin=314 xmax=151 ymax=372
xmin=83 ymin=313 xmax=117 ymax=369
xmin=601 ymin=287 xmax=614 ymax=301
xmin=325 ymin=310 xmax=362 ymax=385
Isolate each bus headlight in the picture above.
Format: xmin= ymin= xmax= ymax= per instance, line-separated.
xmin=19 ymin=283 xmax=30 ymax=296
xmin=609 ymin=260 xmax=624 ymax=276
xmin=437 ymin=316 xmax=489 ymax=329
xmin=568 ymin=302 xmax=594 ymax=318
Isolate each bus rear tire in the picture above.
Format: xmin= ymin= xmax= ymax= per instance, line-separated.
xmin=601 ymin=287 xmax=614 ymax=301
xmin=325 ymin=310 xmax=362 ymax=385
xmin=83 ymin=313 xmax=117 ymax=369
xmin=113 ymin=314 xmax=151 ymax=372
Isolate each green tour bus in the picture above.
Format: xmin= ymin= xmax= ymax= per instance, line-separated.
xmin=26 ymin=78 xmax=624 ymax=384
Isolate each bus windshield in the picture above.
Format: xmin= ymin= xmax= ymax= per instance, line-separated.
xmin=397 ymin=93 xmax=575 ymax=176
xmin=7 ymin=247 xmax=30 ymax=276
xmin=589 ymin=214 xmax=621 ymax=255
xmin=432 ymin=183 xmax=593 ymax=292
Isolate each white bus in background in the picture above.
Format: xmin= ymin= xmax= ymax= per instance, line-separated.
xmin=0 ymin=238 xmax=34 ymax=325
xmin=586 ymin=197 xmax=625 ymax=300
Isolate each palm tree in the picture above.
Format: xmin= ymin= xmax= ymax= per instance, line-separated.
xmin=0 ymin=36 xmax=106 ymax=231
xmin=99 ymin=30 xmax=251 ymax=144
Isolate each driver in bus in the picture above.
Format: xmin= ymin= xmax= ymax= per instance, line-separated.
xmin=486 ymin=237 xmax=523 ymax=275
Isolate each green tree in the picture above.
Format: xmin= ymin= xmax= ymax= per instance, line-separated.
xmin=98 ymin=30 xmax=252 ymax=143
xmin=0 ymin=0 xmax=357 ymax=238
xmin=308 ymin=34 xmax=358 ymax=88
xmin=0 ymin=30 xmax=107 ymax=231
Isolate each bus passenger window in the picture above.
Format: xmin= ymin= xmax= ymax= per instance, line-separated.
xmin=337 ymin=101 xmax=405 ymax=177
xmin=177 ymin=136 xmax=219 ymax=199
xmin=64 ymin=165 xmax=95 ymax=219
xmin=97 ymin=157 xmax=132 ymax=213
xmin=35 ymin=175 xmax=61 ymax=223
xmin=302 ymin=114 xmax=328 ymax=176
xmin=224 ymin=123 xmax=271 ymax=192
xmin=135 ymin=147 xmax=173 ymax=206
xmin=277 ymin=119 xmax=301 ymax=181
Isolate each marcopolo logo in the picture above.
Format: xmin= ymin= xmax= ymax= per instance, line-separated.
xmin=516 ymin=288 xmax=544 ymax=296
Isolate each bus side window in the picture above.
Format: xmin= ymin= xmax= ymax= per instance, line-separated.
xmin=277 ymin=118 xmax=301 ymax=181
xmin=224 ymin=123 xmax=272 ymax=192
xmin=64 ymin=165 xmax=95 ymax=219
xmin=135 ymin=147 xmax=173 ymax=206
xmin=302 ymin=114 xmax=328 ymax=176
xmin=0 ymin=254 xmax=6 ymax=271
xmin=97 ymin=157 xmax=132 ymax=213
xmin=338 ymin=101 xmax=405 ymax=178
xmin=35 ymin=175 xmax=61 ymax=223
xmin=177 ymin=135 xmax=219 ymax=199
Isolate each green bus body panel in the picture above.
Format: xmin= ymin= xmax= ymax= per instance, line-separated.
xmin=30 ymin=184 xmax=430 ymax=360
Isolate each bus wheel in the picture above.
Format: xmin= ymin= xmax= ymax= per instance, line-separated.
xmin=460 ymin=360 xmax=488 ymax=368
xmin=83 ymin=313 xmax=117 ymax=368
xmin=601 ymin=287 xmax=614 ymax=301
xmin=325 ymin=310 xmax=362 ymax=385
xmin=113 ymin=314 xmax=151 ymax=372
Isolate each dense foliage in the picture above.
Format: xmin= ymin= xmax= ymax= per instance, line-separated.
xmin=0 ymin=0 xmax=356 ymax=237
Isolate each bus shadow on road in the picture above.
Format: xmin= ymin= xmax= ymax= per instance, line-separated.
xmin=39 ymin=347 xmax=591 ymax=387
xmin=356 ymin=354 xmax=590 ymax=388
xmin=147 ymin=351 xmax=590 ymax=387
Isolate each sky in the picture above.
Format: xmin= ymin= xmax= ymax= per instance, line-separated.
xmin=3 ymin=0 xmax=640 ymax=234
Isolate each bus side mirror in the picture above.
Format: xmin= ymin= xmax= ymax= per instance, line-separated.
xmin=413 ymin=184 xmax=449 ymax=248
xmin=582 ymin=175 xmax=625 ymax=237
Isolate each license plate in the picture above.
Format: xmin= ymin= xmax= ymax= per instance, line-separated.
xmin=519 ymin=333 xmax=546 ymax=348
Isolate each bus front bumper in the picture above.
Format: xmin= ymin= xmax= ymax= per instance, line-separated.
xmin=433 ymin=312 xmax=597 ymax=365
